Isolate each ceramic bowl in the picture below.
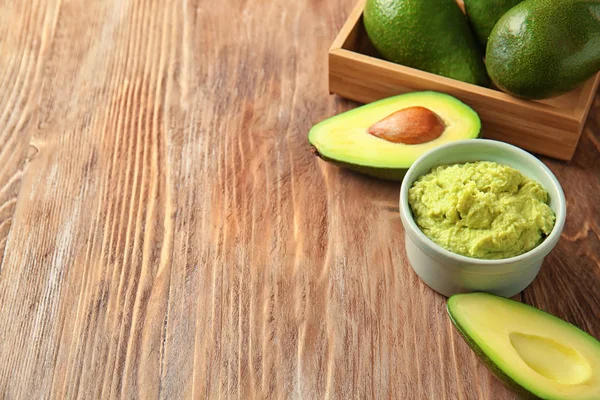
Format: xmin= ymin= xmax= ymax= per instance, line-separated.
xmin=399 ymin=139 xmax=566 ymax=297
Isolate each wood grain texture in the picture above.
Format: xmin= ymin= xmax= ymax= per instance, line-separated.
xmin=0 ymin=0 xmax=61 ymax=260
xmin=0 ymin=0 xmax=598 ymax=399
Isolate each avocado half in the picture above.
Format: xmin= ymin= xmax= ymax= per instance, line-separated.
xmin=448 ymin=293 xmax=600 ymax=400
xmin=308 ymin=91 xmax=481 ymax=181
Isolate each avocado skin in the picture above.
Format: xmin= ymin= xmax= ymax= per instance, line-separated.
xmin=463 ymin=0 xmax=522 ymax=48
xmin=314 ymin=153 xmax=408 ymax=182
xmin=364 ymin=0 xmax=489 ymax=86
xmin=447 ymin=295 xmax=540 ymax=400
xmin=486 ymin=0 xmax=600 ymax=99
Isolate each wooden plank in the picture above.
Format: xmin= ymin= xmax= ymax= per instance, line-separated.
xmin=329 ymin=48 xmax=582 ymax=159
xmin=328 ymin=48 xmax=581 ymax=122
xmin=0 ymin=0 xmax=61 ymax=260
xmin=0 ymin=0 xmax=597 ymax=399
xmin=573 ymin=74 xmax=600 ymax=131
xmin=0 ymin=0 xmax=180 ymax=397
xmin=329 ymin=0 xmax=365 ymax=52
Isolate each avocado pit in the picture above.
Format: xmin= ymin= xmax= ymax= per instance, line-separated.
xmin=367 ymin=106 xmax=445 ymax=145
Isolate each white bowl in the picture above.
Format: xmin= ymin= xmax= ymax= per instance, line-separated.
xmin=399 ymin=139 xmax=566 ymax=298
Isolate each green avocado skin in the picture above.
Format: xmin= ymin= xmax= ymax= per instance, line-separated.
xmin=315 ymin=154 xmax=408 ymax=182
xmin=464 ymin=0 xmax=523 ymax=47
xmin=486 ymin=0 xmax=600 ymax=99
xmin=363 ymin=0 xmax=489 ymax=86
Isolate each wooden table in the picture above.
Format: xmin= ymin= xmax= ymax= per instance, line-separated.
xmin=0 ymin=0 xmax=598 ymax=398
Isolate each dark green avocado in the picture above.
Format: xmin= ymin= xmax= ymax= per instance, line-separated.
xmin=486 ymin=0 xmax=600 ymax=99
xmin=363 ymin=0 xmax=489 ymax=86
xmin=463 ymin=0 xmax=523 ymax=48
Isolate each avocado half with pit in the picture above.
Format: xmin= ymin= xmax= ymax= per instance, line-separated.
xmin=448 ymin=293 xmax=600 ymax=400
xmin=308 ymin=91 xmax=481 ymax=181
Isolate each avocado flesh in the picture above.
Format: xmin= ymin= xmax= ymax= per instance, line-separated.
xmin=364 ymin=0 xmax=489 ymax=86
xmin=448 ymin=293 xmax=600 ymax=400
xmin=463 ymin=0 xmax=523 ymax=48
xmin=486 ymin=0 xmax=600 ymax=99
xmin=308 ymin=92 xmax=481 ymax=181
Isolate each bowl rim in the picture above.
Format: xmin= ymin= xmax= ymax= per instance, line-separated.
xmin=399 ymin=139 xmax=567 ymax=266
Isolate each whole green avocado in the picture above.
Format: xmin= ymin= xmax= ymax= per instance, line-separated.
xmin=363 ymin=0 xmax=489 ymax=86
xmin=463 ymin=0 xmax=523 ymax=47
xmin=486 ymin=0 xmax=600 ymax=99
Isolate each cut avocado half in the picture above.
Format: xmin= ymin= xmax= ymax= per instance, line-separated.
xmin=448 ymin=293 xmax=600 ymax=400
xmin=309 ymin=91 xmax=481 ymax=181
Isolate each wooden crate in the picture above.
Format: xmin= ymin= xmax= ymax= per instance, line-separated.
xmin=329 ymin=0 xmax=600 ymax=160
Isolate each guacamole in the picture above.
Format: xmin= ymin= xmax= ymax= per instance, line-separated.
xmin=408 ymin=161 xmax=556 ymax=259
